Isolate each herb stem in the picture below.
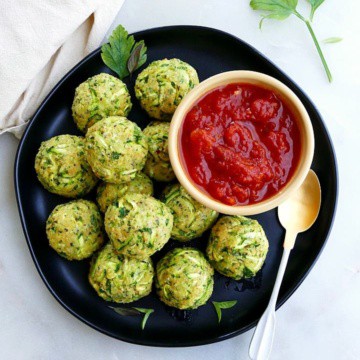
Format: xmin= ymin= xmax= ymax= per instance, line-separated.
xmin=294 ymin=10 xmax=306 ymax=22
xmin=310 ymin=8 xmax=315 ymax=22
xmin=304 ymin=20 xmax=332 ymax=82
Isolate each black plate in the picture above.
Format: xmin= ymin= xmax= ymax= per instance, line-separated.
xmin=14 ymin=26 xmax=337 ymax=347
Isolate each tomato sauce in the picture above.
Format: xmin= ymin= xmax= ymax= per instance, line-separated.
xmin=180 ymin=83 xmax=301 ymax=206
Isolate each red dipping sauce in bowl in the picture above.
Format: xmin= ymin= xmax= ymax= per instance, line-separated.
xmin=180 ymin=83 xmax=301 ymax=206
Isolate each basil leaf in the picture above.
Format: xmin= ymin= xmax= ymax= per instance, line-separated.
xmin=212 ymin=300 xmax=237 ymax=323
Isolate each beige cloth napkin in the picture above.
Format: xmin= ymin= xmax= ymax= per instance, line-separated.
xmin=0 ymin=0 xmax=125 ymax=138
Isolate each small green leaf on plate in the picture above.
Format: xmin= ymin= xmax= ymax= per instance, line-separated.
xmin=127 ymin=41 xmax=147 ymax=77
xmin=133 ymin=307 xmax=154 ymax=330
xmin=109 ymin=306 xmax=154 ymax=330
xmin=212 ymin=300 xmax=237 ymax=323
xmin=322 ymin=37 xmax=343 ymax=44
xmin=108 ymin=306 xmax=142 ymax=316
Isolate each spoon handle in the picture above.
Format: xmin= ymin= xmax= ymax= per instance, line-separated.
xmin=248 ymin=247 xmax=291 ymax=360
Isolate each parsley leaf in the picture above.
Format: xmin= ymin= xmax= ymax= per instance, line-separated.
xmin=101 ymin=25 xmax=147 ymax=79
xmin=250 ymin=0 xmax=298 ymax=28
xmin=212 ymin=300 xmax=237 ymax=323
xmin=307 ymin=0 xmax=325 ymax=21
xmin=249 ymin=0 xmax=333 ymax=82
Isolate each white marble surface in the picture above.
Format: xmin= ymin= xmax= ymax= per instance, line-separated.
xmin=1 ymin=1 xmax=360 ymax=359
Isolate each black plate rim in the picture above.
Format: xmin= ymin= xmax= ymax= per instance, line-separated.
xmin=14 ymin=25 xmax=338 ymax=347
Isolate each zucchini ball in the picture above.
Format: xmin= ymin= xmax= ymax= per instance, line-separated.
xmin=143 ymin=121 xmax=175 ymax=181
xmin=96 ymin=172 xmax=153 ymax=213
xmin=105 ymin=194 xmax=173 ymax=259
xmin=85 ymin=116 xmax=148 ymax=184
xmin=155 ymin=247 xmax=214 ymax=309
xmin=35 ymin=135 xmax=98 ymax=198
xmin=89 ymin=243 xmax=154 ymax=303
xmin=135 ymin=58 xmax=199 ymax=120
xmin=206 ymin=216 xmax=269 ymax=280
xmin=161 ymin=183 xmax=218 ymax=241
xmin=46 ymin=200 xmax=104 ymax=260
xmin=72 ymin=73 xmax=132 ymax=132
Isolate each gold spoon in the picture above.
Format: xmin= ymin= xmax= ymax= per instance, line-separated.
xmin=249 ymin=170 xmax=321 ymax=360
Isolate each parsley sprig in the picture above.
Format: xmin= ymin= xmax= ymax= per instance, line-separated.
xmin=101 ymin=25 xmax=147 ymax=79
xmin=250 ymin=0 xmax=333 ymax=82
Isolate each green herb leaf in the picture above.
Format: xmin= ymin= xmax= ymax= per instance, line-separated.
xmin=133 ymin=307 xmax=154 ymax=330
xmin=127 ymin=41 xmax=147 ymax=77
xmin=109 ymin=306 xmax=154 ymax=330
xmin=322 ymin=37 xmax=342 ymax=44
xmin=111 ymin=151 xmax=121 ymax=160
xmin=243 ymin=267 xmax=255 ymax=278
xmin=108 ymin=306 xmax=142 ymax=316
xmin=140 ymin=227 xmax=153 ymax=235
xmin=118 ymin=207 xmax=129 ymax=218
xmin=307 ymin=0 xmax=325 ymax=21
xmin=101 ymin=25 xmax=147 ymax=79
xmin=250 ymin=0 xmax=298 ymax=28
xmin=249 ymin=0 xmax=333 ymax=82
xmin=212 ymin=300 xmax=237 ymax=323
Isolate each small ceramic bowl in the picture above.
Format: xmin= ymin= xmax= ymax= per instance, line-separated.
xmin=168 ymin=71 xmax=314 ymax=215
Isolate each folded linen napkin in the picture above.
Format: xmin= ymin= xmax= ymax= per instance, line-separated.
xmin=0 ymin=0 xmax=125 ymax=138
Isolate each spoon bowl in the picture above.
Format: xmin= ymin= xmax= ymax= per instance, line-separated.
xmin=279 ymin=169 xmax=321 ymax=250
xmin=279 ymin=169 xmax=322 ymax=234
